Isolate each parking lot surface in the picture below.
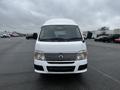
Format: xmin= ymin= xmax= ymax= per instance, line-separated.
xmin=0 ymin=38 xmax=120 ymax=90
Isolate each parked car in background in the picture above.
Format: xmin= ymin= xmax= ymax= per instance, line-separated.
xmin=1 ymin=34 xmax=10 ymax=38
xmin=10 ymin=33 xmax=19 ymax=37
xmin=26 ymin=33 xmax=38 ymax=40
xmin=87 ymin=31 xmax=93 ymax=39
xmin=94 ymin=36 xmax=110 ymax=42
xmin=109 ymin=34 xmax=120 ymax=42
xmin=94 ymin=34 xmax=120 ymax=43
xmin=0 ymin=35 xmax=2 ymax=38
xmin=114 ymin=38 xmax=120 ymax=43
xmin=26 ymin=34 xmax=34 ymax=39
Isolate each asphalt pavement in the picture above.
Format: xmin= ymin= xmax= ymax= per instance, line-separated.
xmin=0 ymin=37 xmax=120 ymax=90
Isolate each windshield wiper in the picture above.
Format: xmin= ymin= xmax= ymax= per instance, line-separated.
xmin=67 ymin=37 xmax=82 ymax=41
xmin=40 ymin=37 xmax=82 ymax=41
xmin=40 ymin=38 xmax=66 ymax=41
xmin=49 ymin=38 xmax=66 ymax=41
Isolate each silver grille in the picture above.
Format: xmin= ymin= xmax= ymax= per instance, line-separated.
xmin=45 ymin=53 xmax=77 ymax=61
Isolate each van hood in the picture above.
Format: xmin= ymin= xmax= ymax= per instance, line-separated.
xmin=35 ymin=41 xmax=87 ymax=53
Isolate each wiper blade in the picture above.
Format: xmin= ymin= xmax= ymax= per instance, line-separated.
xmin=40 ymin=37 xmax=82 ymax=41
xmin=39 ymin=39 xmax=50 ymax=41
xmin=49 ymin=38 xmax=66 ymax=40
xmin=67 ymin=37 xmax=82 ymax=41
xmin=40 ymin=38 xmax=66 ymax=41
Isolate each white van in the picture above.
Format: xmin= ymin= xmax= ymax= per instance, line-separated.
xmin=34 ymin=18 xmax=88 ymax=74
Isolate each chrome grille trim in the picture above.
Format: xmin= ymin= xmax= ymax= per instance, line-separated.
xmin=45 ymin=53 xmax=77 ymax=61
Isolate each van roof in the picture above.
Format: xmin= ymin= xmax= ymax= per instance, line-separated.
xmin=43 ymin=18 xmax=78 ymax=26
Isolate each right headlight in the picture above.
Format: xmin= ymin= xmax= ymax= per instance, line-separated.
xmin=34 ymin=51 xmax=45 ymax=60
xmin=76 ymin=51 xmax=87 ymax=60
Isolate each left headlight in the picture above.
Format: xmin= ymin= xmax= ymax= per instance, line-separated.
xmin=34 ymin=52 xmax=45 ymax=60
xmin=76 ymin=51 xmax=87 ymax=60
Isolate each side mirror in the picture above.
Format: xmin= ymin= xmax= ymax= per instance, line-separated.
xmin=33 ymin=33 xmax=38 ymax=40
xmin=84 ymin=37 xmax=87 ymax=40
xmin=82 ymin=38 xmax=86 ymax=43
xmin=82 ymin=40 xmax=85 ymax=43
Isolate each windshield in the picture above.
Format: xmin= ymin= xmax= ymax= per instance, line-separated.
xmin=39 ymin=25 xmax=82 ymax=42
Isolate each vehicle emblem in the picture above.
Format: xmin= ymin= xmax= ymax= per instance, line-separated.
xmin=58 ymin=55 xmax=63 ymax=60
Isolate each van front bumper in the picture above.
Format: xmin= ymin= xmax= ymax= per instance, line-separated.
xmin=34 ymin=59 xmax=87 ymax=74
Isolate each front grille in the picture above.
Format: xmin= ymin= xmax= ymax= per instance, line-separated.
xmin=47 ymin=66 xmax=75 ymax=72
xmin=45 ymin=53 xmax=77 ymax=61
xmin=47 ymin=62 xmax=74 ymax=64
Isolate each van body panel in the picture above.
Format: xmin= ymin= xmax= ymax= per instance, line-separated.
xmin=35 ymin=41 xmax=86 ymax=53
xmin=43 ymin=18 xmax=78 ymax=26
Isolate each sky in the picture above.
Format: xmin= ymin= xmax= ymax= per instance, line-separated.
xmin=0 ymin=0 xmax=120 ymax=33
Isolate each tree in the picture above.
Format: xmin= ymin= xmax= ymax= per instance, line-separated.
xmin=100 ymin=26 xmax=109 ymax=31
xmin=99 ymin=26 xmax=109 ymax=35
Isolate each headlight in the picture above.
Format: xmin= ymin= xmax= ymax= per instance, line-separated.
xmin=76 ymin=51 xmax=87 ymax=60
xmin=34 ymin=52 xmax=45 ymax=60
